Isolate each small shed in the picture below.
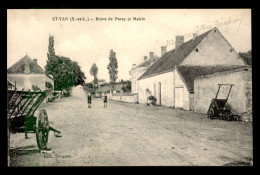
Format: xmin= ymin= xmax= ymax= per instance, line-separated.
xmin=194 ymin=66 xmax=252 ymax=121
xmin=174 ymin=65 xmax=247 ymax=111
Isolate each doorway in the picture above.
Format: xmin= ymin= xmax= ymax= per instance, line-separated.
xmin=158 ymin=82 xmax=161 ymax=105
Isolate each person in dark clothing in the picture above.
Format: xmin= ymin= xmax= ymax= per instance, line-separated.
xmin=103 ymin=92 xmax=107 ymax=108
xmin=88 ymin=92 xmax=92 ymax=108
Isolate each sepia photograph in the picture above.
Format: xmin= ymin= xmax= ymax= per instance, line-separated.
xmin=7 ymin=9 xmax=252 ymax=166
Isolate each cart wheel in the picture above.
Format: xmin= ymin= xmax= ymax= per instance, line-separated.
xmin=36 ymin=109 xmax=49 ymax=150
xmin=208 ymin=108 xmax=215 ymax=120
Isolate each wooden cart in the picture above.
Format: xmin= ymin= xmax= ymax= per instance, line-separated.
xmin=7 ymin=89 xmax=61 ymax=151
xmin=207 ymin=84 xmax=240 ymax=121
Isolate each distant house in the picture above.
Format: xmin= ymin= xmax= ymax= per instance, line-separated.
xmin=137 ymin=27 xmax=248 ymax=116
xmin=7 ymin=79 xmax=15 ymax=90
xmin=129 ymin=52 xmax=159 ymax=94
xmin=7 ymin=54 xmax=54 ymax=101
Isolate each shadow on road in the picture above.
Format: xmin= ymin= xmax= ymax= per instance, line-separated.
xmin=222 ymin=156 xmax=253 ymax=166
xmin=9 ymin=145 xmax=40 ymax=156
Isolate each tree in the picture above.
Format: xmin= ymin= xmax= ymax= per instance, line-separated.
xmin=239 ymin=50 xmax=252 ymax=65
xmin=72 ymin=61 xmax=86 ymax=85
xmin=45 ymin=35 xmax=76 ymax=91
xmin=48 ymin=34 xmax=55 ymax=56
xmin=46 ymin=55 xmax=76 ymax=91
xmin=107 ymin=49 xmax=118 ymax=90
xmin=45 ymin=35 xmax=86 ymax=91
xmin=45 ymin=35 xmax=58 ymax=89
xmin=90 ymin=63 xmax=98 ymax=89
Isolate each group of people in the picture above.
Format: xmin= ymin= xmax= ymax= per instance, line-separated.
xmin=87 ymin=92 xmax=108 ymax=108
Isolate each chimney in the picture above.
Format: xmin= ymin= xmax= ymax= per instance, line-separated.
xmin=175 ymin=36 xmax=184 ymax=49
xmin=149 ymin=52 xmax=154 ymax=60
xmin=132 ymin=64 xmax=136 ymax=69
xmin=24 ymin=59 xmax=30 ymax=73
xmin=193 ymin=33 xmax=197 ymax=40
xmin=33 ymin=59 xmax=37 ymax=64
xmin=161 ymin=46 xmax=167 ymax=56
xmin=144 ymin=56 xmax=148 ymax=61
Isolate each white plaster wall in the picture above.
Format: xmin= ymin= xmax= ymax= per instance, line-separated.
xmin=7 ymin=74 xmax=46 ymax=90
xmin=130 ymin=67 xmax=147 ymax=94
xmin=111 ymin=95 xmax=121 ymax=101
xmin=7 ymin=73 xmax=55 ymax=103
xmin=7 ymin=74 xmax=54 ymax=91
xmin=138 ymin=71 xmax=174 ymax=107
xmin=181 ymin=29 xmax=245 ymax=66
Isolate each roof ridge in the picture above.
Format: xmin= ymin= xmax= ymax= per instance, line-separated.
xmin=138 ymin=28 xmax=214 ymax=80
xmin=176 ymin=64 xmax=248 ymax=92
xmin=7 ymin=54 xmax=45 ymax=74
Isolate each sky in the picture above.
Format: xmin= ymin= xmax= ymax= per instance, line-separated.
xmin=7 ymin=9 xmax=251 ymax=82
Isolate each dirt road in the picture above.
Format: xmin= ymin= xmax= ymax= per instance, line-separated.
xmin=9 ymin=86 xmax=253 ymax=166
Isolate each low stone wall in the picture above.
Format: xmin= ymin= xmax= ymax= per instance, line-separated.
xmin=110 ymin=93 xmax=138 ymax=103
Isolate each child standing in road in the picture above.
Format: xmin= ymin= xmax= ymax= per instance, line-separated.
xmin=103 ymin=92 xmax=107 ymax=108
xmin=88 ymin=92 xmax=92 ymax=108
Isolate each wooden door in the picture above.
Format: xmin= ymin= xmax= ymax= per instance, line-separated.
xmin=158 ymin=82 xmax=161 ymax=105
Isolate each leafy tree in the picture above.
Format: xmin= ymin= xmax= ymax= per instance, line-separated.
xmin=239 ymin=50 xmax=252 ymax=65
xmin=126 ymin=81 xmax=131 ymax=91
xmin=48 ymin=35 xmax=55 ymax=56
xmin=46 ymin=55 xmax=76 ymax=91
xmin=72 ymin=61 xmax=86 ymax=85
xmin=45 ymin=35 xmax=74 ymax=91
xmin=107 ymin=49 xmax=118 ymax=90
xmin=45 ymin=35 xmax=86 ymax=91
xmin=90 ymin=63 xmax=98 ymax=88
xmin=121 ymin=86 xmax=127 ymax=92
xmin=46 ymin=35 xmax=58 ymax=89
xmin=45 ymin=82 xmax=53 ymax=89
xmin=87 ymin=83 xmax=93 ymax=89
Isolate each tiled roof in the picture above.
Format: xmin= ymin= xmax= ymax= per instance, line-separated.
xmin=138 ymin=55 xmax=159 ymax=68
xmin=138 ymin=28 xmax=214 ymax=80
xmin=7 ymin=79 xmax=15 ymax=86
xmin=130 ymin=55 xmax=159 ymax=72
xmin=176 ymin=65 xmax=248 ymax=92
xmin=7 ymin=55 xmax=45 ymax=74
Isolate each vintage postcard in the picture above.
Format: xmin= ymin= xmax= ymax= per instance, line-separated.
xmin=7 ymin=9 xmax=252 ymax=166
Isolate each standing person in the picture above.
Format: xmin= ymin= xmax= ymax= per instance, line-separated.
xmin=103 ymin=92 xmax=107 ymax=108
xmin=88 ymin=92 xmax=92 ymax=108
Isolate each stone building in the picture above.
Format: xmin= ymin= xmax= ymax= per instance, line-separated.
xmin=136 ymin=27 xmax=250 ymax=118
xmin=7 ymin=54 xmax=54 ymax=102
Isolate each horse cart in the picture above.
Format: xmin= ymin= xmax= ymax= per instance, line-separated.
xmin=207 ymin=84 xmax=240 ymax=121
xmin=7 ymin=89 xmax=61 ymax=151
